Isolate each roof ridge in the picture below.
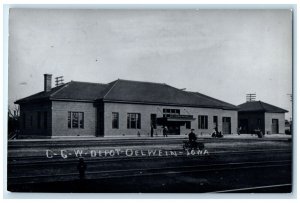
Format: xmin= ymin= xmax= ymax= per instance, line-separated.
xmin=163 ymin=83 xmax=187 ymax=92
xmin=260 ymin=100 xmax=288 ymax=112
xmin=191 ymin=91 xmax=237 ymax=109
xmin=162 ymin=84 xmax=203 ymax=100
xmin=103 ymin=80 xmax=120 ymax=99
xmin=117 ymin=78 xmax=166 ymax=86
xmin=49 ymin=82 xmax=71 ymax=98
xmin=258 ymin=100 xmax=266 ymax=112
xmin=191 ymin=91 xmax=222 ymax=103
xmin=162 ymin=84 xmax=230 ymax=105
xmin=238 ymin=100 xmax=288 ymax=113
xmin=70 ymin=80 xmax=107 ymax=85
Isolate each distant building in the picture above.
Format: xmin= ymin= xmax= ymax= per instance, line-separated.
xmin=238 ymin=101 xmax=288 ymax=134
xmin=15 ymin=74 xmax=238 ymax=138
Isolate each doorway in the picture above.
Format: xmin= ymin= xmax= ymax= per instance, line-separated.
xmin=272 ymin=119 xmax=279 ymax=134
xmin=222 ymin=117 xmax=231 ymax=134
xmin=167 ymin=122 xmax=181 ymax=135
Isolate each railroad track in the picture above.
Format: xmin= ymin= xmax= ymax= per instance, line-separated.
xmin=8 ymin=159 xmax=291 ymax=185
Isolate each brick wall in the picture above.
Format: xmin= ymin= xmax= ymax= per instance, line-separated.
xmin=104 ymin=102 xmax=238 ymax=136
xmin=19 ymin=102 xmax=52 ymax=138
xmin=19 ymin=100 xmax=238 ymax=138
xmin=51 ymin=101 xmax=97 ymax=137
xmin=264 ymin=112 xmax=285 ymax=134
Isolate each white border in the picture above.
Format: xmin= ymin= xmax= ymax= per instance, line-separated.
xmin=1 ymin=1 xmax=298 ymax=201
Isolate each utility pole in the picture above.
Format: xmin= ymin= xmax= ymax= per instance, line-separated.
xmin=246 ymin=93 xmax=256 ymax=102
xmin=55 ymin=76 xmax=64 ymax=86
xmin=287 ymin=94 xmax=292 ymax=122
xmin=287 ymin=94 xmax=292 ymax=102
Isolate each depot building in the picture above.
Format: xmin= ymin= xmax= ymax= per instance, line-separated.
xmin=15 ymin=74 xmax=238 ymax=138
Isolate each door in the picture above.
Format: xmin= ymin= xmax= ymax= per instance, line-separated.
xmin=272 ymin=119 xmax=279 ymax=134
xmin=150 ymin=114 xmax=157 ymax=129
xmin=222 ymin=117 xmax=231 ymax=134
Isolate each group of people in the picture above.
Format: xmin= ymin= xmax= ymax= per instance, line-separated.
xmin=161 ymin=125 xmax=224 ymax=142
xmin=211 ymin=127 xmax=223 ymax=138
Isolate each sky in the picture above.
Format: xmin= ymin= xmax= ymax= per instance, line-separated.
xmin=8 ymin=9 xmax=293 ymax=119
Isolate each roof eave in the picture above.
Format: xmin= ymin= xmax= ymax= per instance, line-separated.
xmin=238 ymin=109 xmax=288 ymax=113
xmin=15 ymin=97 xmax=98 ymax=104
xmin=50 ymin=98 xmax=96 ymax=103
xmin=14 ymin=98 xmax=51 ymax=104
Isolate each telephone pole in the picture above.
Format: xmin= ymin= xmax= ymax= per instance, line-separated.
xmin=246 ymin=93 xmax=256 ymax=102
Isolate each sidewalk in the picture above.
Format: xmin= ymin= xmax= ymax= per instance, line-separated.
xmin=9 ymin=133 xmax=292 ymax=142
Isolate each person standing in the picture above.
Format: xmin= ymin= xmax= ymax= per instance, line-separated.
xmin=77 ymin=157 xmax=87 ymax=180
xmin=163 ymin=126 xmax=168 ymax=137
xmin=188 ymin=129 xmax=197 ymax=142
xmin=188 ymin=129 xmax=197 ymax=148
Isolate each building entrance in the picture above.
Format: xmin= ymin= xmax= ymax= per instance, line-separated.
xmin=157 ymin=114 xmax=195 ymax=136
xmin=222 ymin=117 xmax=231 ymax=134
xmin=239 ymin=119 xmax=249 ymax=133
xmin=167 ymin=123 xmax=181 ymax=135
xmin=272 ymin=119 xmax=279 ymax=134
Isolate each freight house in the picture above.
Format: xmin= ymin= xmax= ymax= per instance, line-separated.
xmin=15 ymin=74 xmax=238 ymax=139
xmin=238 ymin=101 xmax=288 ymax=135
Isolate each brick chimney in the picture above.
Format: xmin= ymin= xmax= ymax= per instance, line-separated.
xmin=44 ymin=74 xmax=52 ymax=92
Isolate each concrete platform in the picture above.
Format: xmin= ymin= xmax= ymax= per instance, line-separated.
xmin=9 ymin=133 xmax=292 ymax=142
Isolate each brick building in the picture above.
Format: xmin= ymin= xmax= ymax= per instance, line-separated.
xmin=15 ymin=74 xmax=238 ymax=138
xmin=238 ymin=101 xmax=288 ymax=134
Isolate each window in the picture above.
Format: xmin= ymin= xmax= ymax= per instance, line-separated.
xmin=68 ymin=112 xmax=84 ymax=129
xmin=198 ymin=115 xmax=208 ymax=129
xmin=127 ymin=113 xmax=141 ymax=129
xmin=151 ymin=114 xmax=157 ymax=129
xmin=163 ymin=108 xmax=180 ymax=118
xmin=213 ymin=116 xmax=218 ymax=124
xmin=112 ymin=112 xmax=119 ymax=129
xmin=44 ymin=112 xmax=48 ymax=129
xmin=37 ymin=112 xmax=41 ymax=129
xmin=68 ymin=112 xmax=71 ymax=128
xmin=213 ymin=116 xmax=218 ymax=129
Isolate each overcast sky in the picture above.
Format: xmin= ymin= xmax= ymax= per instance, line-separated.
xmin=8 ymin=9 xmax=293 ymax=119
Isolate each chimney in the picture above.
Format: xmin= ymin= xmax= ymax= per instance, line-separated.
xmin=44 ymin=74 xmax=52 ymax=92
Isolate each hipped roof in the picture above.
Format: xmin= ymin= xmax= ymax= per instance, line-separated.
xmin=238 ymin=101 xmax=288 ymax=113
xmin=15 ymin=79 xmax=237 ymax=110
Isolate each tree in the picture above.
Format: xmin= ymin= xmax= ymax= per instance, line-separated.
xmin=8 ymin=104 xmax=20 ymax=139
